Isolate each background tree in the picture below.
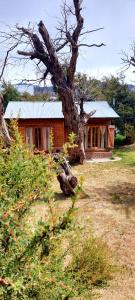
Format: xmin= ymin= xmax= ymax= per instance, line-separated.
xmin=101 ymin=75 xmax=129 ymax=132
xmin=74 ymin=73 xmax=135 ymax=141
xmin=1 ymin=82 xmax=20 ymax=110
xmin=74 ymin=73 xmax=103 ymax=100
xmin=101 ymin=75 xmax=128 ymax=106
xmin=122 ymin=42 xmax=135 ymax=70
xmin=0 ymin=0 xmax=104 ymax=163
xmin=21 ymin=91 xmax=54 ymax=101
xmin=101 ymin=75 xmax=135 ymax=136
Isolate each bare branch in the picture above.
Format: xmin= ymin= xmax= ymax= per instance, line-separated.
xmin=17 ymin=25 xmax=45 ymax=55
xmin=43 ymin=69 xmax=49 ymax=80
xmin=56 ymin=40 xmax=68 ymax=52
xmin=38 ymin=20 xmax=65 ymax=84
xmin=67 ymin=0 xmax=84 ymax=87
xmin=121 ymin=43 xmax=135 ymax=72
xmin=80 ymin=27 xmax=104 ymax=36
xmin=78 ymin=42 xmax=105 ymax=48
xmin=0 ymin=43 xmax=19 ymax=81
xmin=17 ymin=50 xmax=37 ymax=59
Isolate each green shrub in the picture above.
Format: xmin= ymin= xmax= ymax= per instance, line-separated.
xmin=0 ymin=121 xmax=78 ymax=299
xmin=0 ymin=121 xmax=113 ymax=299
xmin=125 ymin=124 xmax=135 ymax=144
xmin=114 ymin=134 xmax=126 ymax=147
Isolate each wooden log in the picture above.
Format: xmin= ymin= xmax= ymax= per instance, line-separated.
xmin=54 ymin=155 xmax=78 ymax=196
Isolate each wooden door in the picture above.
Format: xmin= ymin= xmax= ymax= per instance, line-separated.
xmin=108 ymin=125 xmax=115 ymax=148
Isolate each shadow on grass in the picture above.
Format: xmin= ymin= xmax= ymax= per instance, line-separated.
xmin=93 ymin=182 xmax=135 ymax=219
xmin=54 ymin=189 xmax=90 ymax=202
xmin=109 ymin=182 xmax=135 ymax=218
xmin=54 ymin=192 xmax=68 ymax=201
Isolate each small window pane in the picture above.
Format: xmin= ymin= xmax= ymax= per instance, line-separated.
xmin=35 ymin=128 xmax=41 ymax=149
xmin=43 ymin=127 xmax=51 ymax=151
xmin=92 ymin=127 xmax=98 ymax=147
xmin=100 ymin=127 xmax=107 ymax=149
xmin=87 ymin=128 xmax=91 ymax=148
xmin=26 ymin=128 xmax=33 ymax=145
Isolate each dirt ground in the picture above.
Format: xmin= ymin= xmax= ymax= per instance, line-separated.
xmin=73 ymin=153 xmax=135 ymax=300
xmin=30 ymin=147 xmax=135 ymax=300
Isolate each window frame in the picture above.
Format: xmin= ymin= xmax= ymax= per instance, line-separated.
xmin=25 ymin=126 xmax=52 ymax=151
xmin=85 ymin=125 xmax=108 ymax=150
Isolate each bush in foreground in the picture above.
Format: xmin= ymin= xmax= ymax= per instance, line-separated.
xmin=0 ymin=122 xmax=113 ymax=299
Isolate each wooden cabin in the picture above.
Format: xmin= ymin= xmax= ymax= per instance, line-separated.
xmin=4 ymin=101 xmax=119 ymax=159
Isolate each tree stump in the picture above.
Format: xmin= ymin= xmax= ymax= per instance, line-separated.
xmin=54 ymin=156 xmax=78 ymax=196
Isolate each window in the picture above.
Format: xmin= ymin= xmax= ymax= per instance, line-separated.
xmin=35 ymin=128 xmax=42 ymax=149
xmin=25 ymin=127 xmax=52 ymax=151
xmin=100 ymin=127 xmax=107 ymax=149
xmin=85 ymin=126 xmax=107 ymax=149
xmin=25 ymin=128 xmax=33 ymax=145
xmin=92 ymin=127 xmax=98 ymax=147
xmin=43 ymin=127 xmax=51 ymax=151
xmin=87 ymin=127 xmax=91 ymax=148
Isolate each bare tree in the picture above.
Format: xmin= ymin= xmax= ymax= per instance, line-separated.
xmin=122 ymin=42 xmax=135 ymax=72
xmin=0 ymin=0 xmax=104 ymax=163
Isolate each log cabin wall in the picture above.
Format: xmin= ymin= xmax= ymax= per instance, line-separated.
xmin=17 ymin=117 xmax=115 ymax=159
xmin=18 ymin=119 xmax=65 ymax=151
xmin=64 ymin=118 xmax=115 ymax=159
xmin=4 ymin=101 xmax=119 ymax=159
xmin=87 ymin=118 xmax=112 ymax=126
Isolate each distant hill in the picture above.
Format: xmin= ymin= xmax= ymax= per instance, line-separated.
xmin=15 ymin=84 xmax=34 ymax=95
xmin=9 ymin=82 xmax=135 ymax=96
xmin=34 ymin=85 xmax=56 ymax=96
xmin=128 ymin=84 xmax=135 ymax=92
xmin=15 ymin=83 xmax=56 ymax=97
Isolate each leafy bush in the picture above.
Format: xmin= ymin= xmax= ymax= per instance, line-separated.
xmin=125 ymin=124 xmax=135 ymax=144
xmin=115 ymin=134 xmax=126 ymax=147
xmin=0 ymin=121 xmax=113 ymax=299
xmin=0 ymin=121 xmax=78 ymax=299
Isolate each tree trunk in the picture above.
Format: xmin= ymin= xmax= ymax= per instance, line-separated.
xmin=56 ymin=158 xmax=78 ymax=196
xmin=0 ymin=94 xmax=11 ymax=146
xmin=78 ymin=124 xmax=86 ymax=164
xmin=1 ymin=117 xmax=11 ymax=146
xmin=58 ymin=87 xmax=86 ymax=163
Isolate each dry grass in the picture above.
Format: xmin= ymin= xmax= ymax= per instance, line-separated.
xmin=28 ymin=145 xmax=135 ymax=300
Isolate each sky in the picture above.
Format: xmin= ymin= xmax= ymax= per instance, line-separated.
xmin=0 ymin=0 xmax=135 ymax=84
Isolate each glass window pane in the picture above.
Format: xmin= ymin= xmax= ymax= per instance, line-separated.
xmin=100 ymin=127 xmax=107 ymax=149
xmin=35 ymin=128 xmax=41 ymax=149
xmin=88 ymin=128 xmax=91 ymax=148
xmin=92 ymin=127 xmax=98 ymax=147
xmin=26 ymin=128 xmax=33 ymax=145
xmin=43 ymin=127 xmax=51 ymax=151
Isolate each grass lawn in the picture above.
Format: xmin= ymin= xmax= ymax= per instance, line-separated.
xmin=28 ymin=145 xmax=135 ymax=300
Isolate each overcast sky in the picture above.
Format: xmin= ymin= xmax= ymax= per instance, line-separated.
xmin=0 ymin=0 xmax=135 ymax=83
